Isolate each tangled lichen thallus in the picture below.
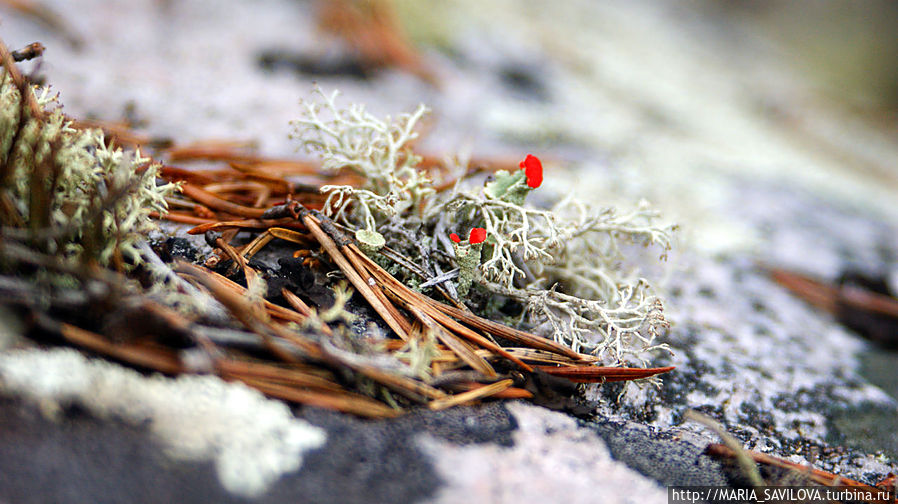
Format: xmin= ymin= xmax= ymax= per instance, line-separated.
xmin=292 ymin=88 xmax=676 ymax=369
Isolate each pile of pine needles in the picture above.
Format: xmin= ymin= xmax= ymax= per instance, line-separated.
xmin=146 ymin=140 xmax=675 ymax=417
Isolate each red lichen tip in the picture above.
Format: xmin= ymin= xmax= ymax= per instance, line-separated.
xmin=519 ymin=154 xmax=543 ymax=189
xmin=469 ymin=227 xmax=487 ymax=244
xmin=449 ymin=233 xmax=461 ymax=243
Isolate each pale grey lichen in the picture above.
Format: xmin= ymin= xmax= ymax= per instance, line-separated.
xmin=290 ymin=87 xmax=433 ymax=238
xmin=419 ymin=402 xmax=668 ymax=503
xmin=291 ymin=88 xmax=676 ymax=367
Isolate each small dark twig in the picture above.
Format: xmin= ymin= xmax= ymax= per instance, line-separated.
xmin=11 ymin=42 xmax=44 ymax=62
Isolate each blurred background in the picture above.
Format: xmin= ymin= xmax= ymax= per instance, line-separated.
xmin=2 ymin=0 xmax=898 ymax=258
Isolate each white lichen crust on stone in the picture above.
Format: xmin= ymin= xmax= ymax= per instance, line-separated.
xmin=0 ymin=348 xmax=327 ymax=498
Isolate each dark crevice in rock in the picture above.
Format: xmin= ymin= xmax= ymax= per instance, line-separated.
xmin=583 ymin=417 xmax=729 ymax=487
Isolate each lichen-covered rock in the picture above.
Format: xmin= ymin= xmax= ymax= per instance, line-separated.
xmin=2 ymin=1 xmax=898 ymax=502
xmin=588 ymin=178 xmax=898 ymax=482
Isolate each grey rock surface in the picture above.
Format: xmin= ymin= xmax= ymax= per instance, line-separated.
xmin=588 ymin=178 xmax=898 ymax=482
xmin=419 ymin=403 xmax=669 ymax=504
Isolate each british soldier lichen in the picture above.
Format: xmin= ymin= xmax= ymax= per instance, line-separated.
xmin=449 ymin=227 xmax=487 ymax=297
xmin=484 ymin=153 xmax=542 ymax=205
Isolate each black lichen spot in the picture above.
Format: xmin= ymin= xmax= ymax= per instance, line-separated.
xmin=750 ymin=299 xmax=769 ymax=315
xmin=585 ymin=418 xmax=729 ymax=486
xmin=738 ymin=402 xmax=775 ymax=436
xmin=0 ymin=398 xmax=245 ymax=504
xmin=274 ymin=257 xmax=335 ymax=310
xmin=401 ymin=403 xmax=519 ymax=446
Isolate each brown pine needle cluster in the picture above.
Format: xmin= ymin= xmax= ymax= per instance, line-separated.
xmin=150 ymin=151 xmax=675 ymax=417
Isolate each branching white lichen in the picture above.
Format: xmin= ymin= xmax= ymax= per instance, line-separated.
xmin=446 ymin=194 xmax=675 ymax=361
xmin=290 ymin=87 xmax=433 ymax=235
xmin=290 ymin=88 xmax=676 ymax=367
